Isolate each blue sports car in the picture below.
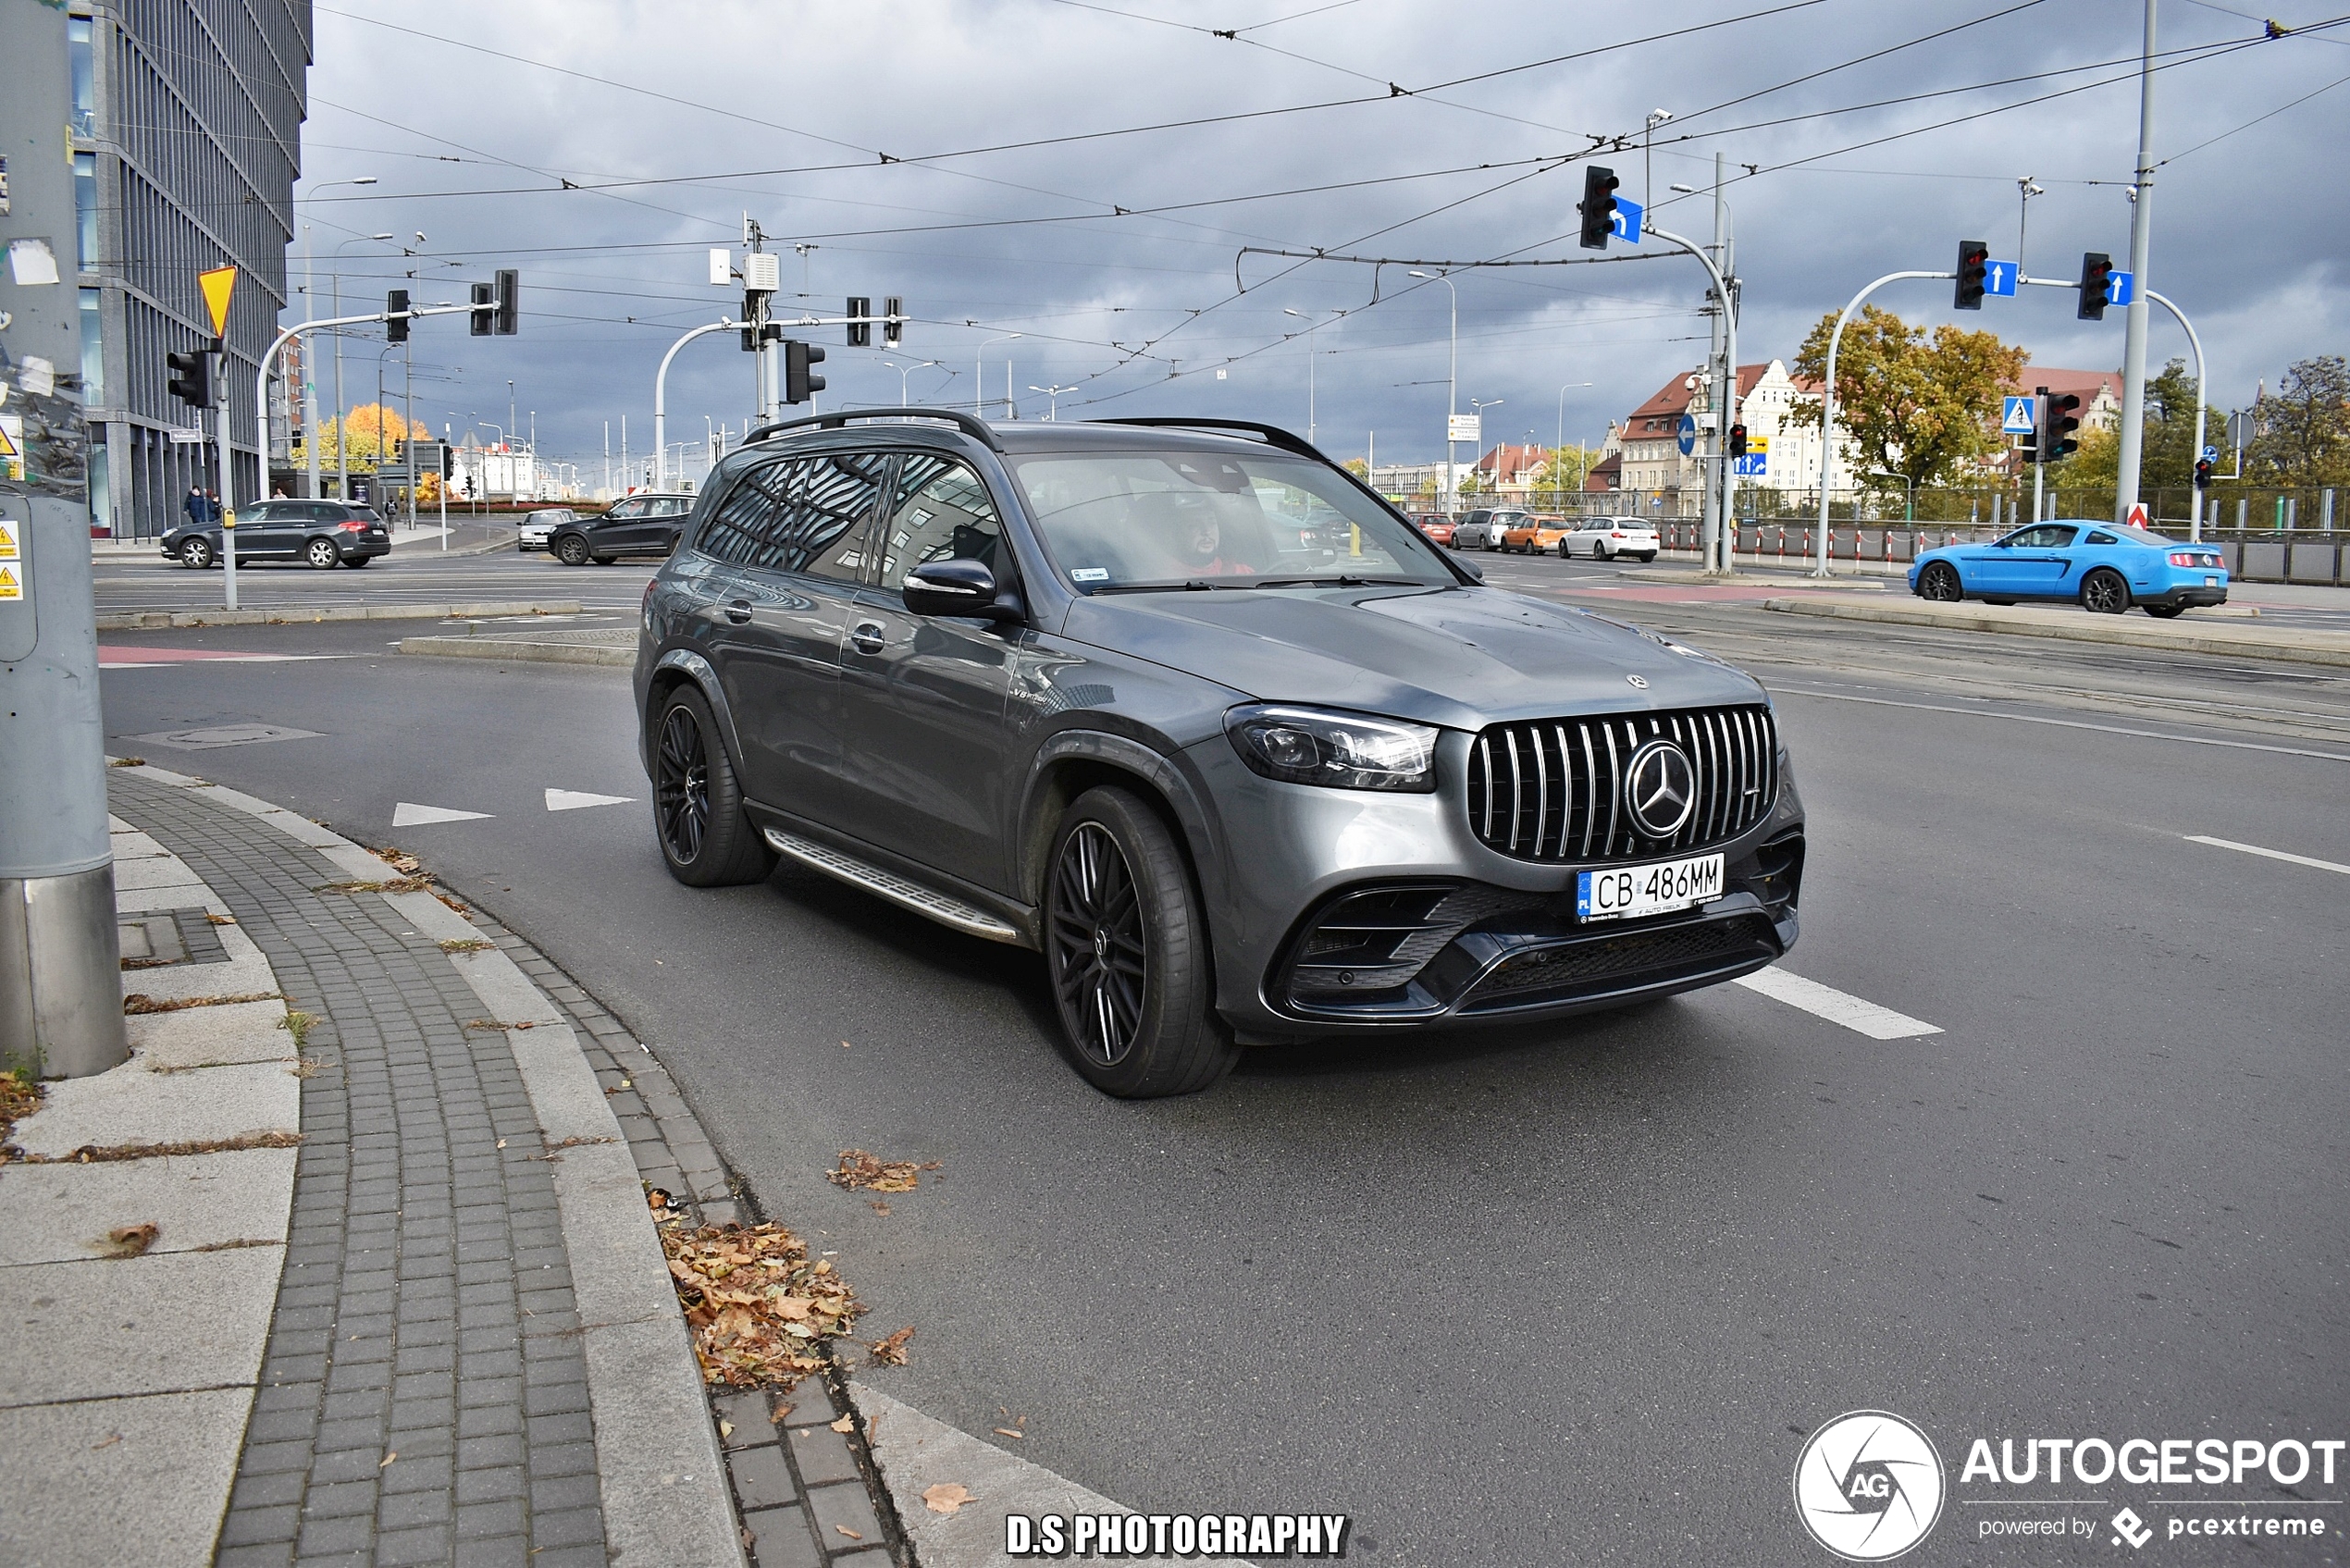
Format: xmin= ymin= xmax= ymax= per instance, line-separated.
xmin=1909 ymin=520 xmax=2229 ymax=617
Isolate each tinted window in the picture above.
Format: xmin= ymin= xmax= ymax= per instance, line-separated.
xmin=2086 ymin=530 xmax=2118 ymax=545
xmin=699 ymin=453 xmax=883 ymax=582
xmin=2108 ymin=524 xmax=2174 ymax=546
xmin=882 ymin=455 xmax=1003 ymax=587
xmin=606 ymin=500 xmax=649 ymax=519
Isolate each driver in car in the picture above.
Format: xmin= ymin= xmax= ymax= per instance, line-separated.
xmin=1170 ymin=506 xmax=1255 ymax=578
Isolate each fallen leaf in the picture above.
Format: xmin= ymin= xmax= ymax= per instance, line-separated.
xmin=993 ymin=1427 xmax=1024 ymax=1440
xmin=923 ymin=1483 xmax=976 ymax=1516
xmin=868 ymin=1327 xmax=913 ymax=1365
xmin=100 ymin=1222 xmax=161 ymax=1258
xmin=496 ymin=1139 xmax=507 ymax=1149
xmin=827 ymin=1149 xmax=941 ymax=1194
xmin=718 ymin=1420 xmax=734 ymax=1439
xmin=379 ymin=1451 xmax=397 ymax=1468
xmin=867 ymin=1201 xmax=891 ymax=1216
xmin=90 ymin=1432 xmax=122 ymax=1451
xmin=835 ymin=1526 xmax=863 ymax=1541
xmin=829 ymin=1414 xmax=855 ymax=1434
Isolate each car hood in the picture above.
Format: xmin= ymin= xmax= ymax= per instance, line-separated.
xmin=1057 ymin=585 xmax=1766 ymax=730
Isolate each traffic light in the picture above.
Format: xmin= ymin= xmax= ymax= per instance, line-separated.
xmin=2077 ymin=252 xmax=2112 ymax=321
xmin=883 ymin=296 xmax=902 ymax=349
xmin=1954 ymin=240 xmax=1988 ymax=311
xmin=847 ymin=296 xmax=871 ymax=348
xmin=2018 ymin=388 xmax=2046 ymax=464
xmin=1577 ymin=166 xmax=1619 ymax=251
xmin=493 ymin=269 xmax=519 ymax=335
xmin=2195 ymin=458 xmax=2214 ymax=490
xmin=785 ymin=340 xmax=825 ymax=403
xmin=470 ymin=281 xmax=494 ymax=336
xmin=443 ymin=443 xmax=457 ymax=479
xmin=2043 ymin=391 xmax=2081 ymax=463
xmin=386 ymin=289 xmax=410 ymax=344
xmin=166 ymin=347 xmax=213 ymax=408
xmin=1727 ymin=423 xmax=1748 ymax=458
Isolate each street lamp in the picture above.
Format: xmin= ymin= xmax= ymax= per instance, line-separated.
xmin=1645 ymin=109 xmax=1673 ymax=214
xmin=1556 ymin=381 xmax=1593 ymax=505
xmin=977 ymin=334 xmax=1021 ymax=418
xmin=1028 ymin=384 xmax=1076 ymax=422
xmin=1469 ymin=398 xmax=1503 ymax=496
xmin=1407 ymin=272 xmax=1457 ymax=509
xmin=1282 ymin=307 xmax=1345 ymax=446
xmin=882 ymin=359 xmax=942 ymax=406
xmin=292 ymin=178 xmax=378 ymax=498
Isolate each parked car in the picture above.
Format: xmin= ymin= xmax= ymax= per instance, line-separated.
xmin=1910 ymin=521 xmax=2227 ymax=615
xmin=635 ymin=410 xmax=1806 ymax=1096
xmin=1451 ymin=508 xmax=1532 ymax=551
xmin=1500 ymin=516 xmax=1574 ymax=554
xmin=161 ymin=500 xmax=389 ymax=570
xmin=518 ymin=508 xmax=576 ymax=552
xmin=1560 ymin=518 xmax=1661 ymax=562
xmin=1412 ymin=513 xmax=1457 ymax=547
xmin=549 ymin=493 xmax=696 ymax=564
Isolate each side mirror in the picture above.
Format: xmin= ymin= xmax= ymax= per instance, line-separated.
xmin=1455 ymin=557 xmax=1485 ymax=584
xmin=904 ymin=559 xmax=1022 ymax=623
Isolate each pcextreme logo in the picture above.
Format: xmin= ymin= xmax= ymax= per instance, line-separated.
xmin=1794 ymin=1411 xmax=1948 ymax=1562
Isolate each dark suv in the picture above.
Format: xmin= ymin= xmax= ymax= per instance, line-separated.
xmin=162 ymin=500 xmax=389 ymax=569
xmin=550 ymin=492 xmax=695 ymax=564
xmin=634 ymin=412 xmax=1804 ymax=1096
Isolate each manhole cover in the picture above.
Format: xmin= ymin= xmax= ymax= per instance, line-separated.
xmin=130 ymin=722 xmax=325 ymax=750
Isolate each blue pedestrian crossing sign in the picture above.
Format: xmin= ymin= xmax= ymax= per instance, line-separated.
xmin=1612 ymin=197 xmax=1643 ymax=244
xmin=2107 ymin=270 xmax=2134 ymax=306
xmin=2001 ymin=396 xmax=2036 ymax=434
xmin=1984 ymin=260 xmax=2017 ymax=296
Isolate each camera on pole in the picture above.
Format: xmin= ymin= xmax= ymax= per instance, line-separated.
xmin=847 ymin=296 xmax=871 ymax=348
xmin=1577 ymin=167 xmax=1619 ymax=251
xmin=2043 ymin=391 xmax=2081 ymax=463
xmin=785 ymin=340 xmax=826 ymax=403
xmin=470 ymin=281 xmax=494 ymax=336
xmin=883 ymin=296 xmax=903 ymax=350
xmin=1954 ymin=240 xmax=1988 ymax=311
xmin=2077 ymin=253 xmax=2113 ymax=321
xmin=386 ymin=289 xmax=411 ymax=344
xmin=493 ymin=268 xmax=520 ymax=335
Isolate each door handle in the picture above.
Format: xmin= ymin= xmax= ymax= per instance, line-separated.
xmin=849 ymin=622 xmax=886 ymax=654
xmin=724 ymin=600 xmax=752 ymax=624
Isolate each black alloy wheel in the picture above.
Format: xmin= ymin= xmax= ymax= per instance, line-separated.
xmin=1044 ymin=786 xmax=1239 ymax=1097
xmin=555 ymin=533 xmax=590 ymax=566
xmin=304 ymin=537 xmax=340 ymax=569
xmin=2081 ymin=567 xmax=2131 ymax=614
xmin=1917 ymin=562 xmax=1962 ymax=602
xmin=179 ymin=537 xmax=215 ymax=569
xmin=651 ymin=687 xmax=774 ymax=887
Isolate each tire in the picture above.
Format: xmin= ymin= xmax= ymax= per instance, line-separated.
xmin=2145 ymin=603 xmax=2185 ymax=619
xmin=343 ymin=555 xmax=373 ymax=569
xmin=1638 ymin=552 xmax=1657 ymax=562
xmin=303 ymin=537 xmax=340 ymax=569
xmin=555 ymin=534 xmax=590 ymax=566
xmin=2081 ymin=568 xmax=2131 ymax=614
xmin=1044 ymin=786 xmax=1239 ymax=1098
xmin=1556 ymin=540 xmax=1572 ymax=559
xmin=592 ymin=554 xmax=616 ymax=566
xmin=1917 ymin=562 xmax=1962 ymax=602
xmin=179 ymin=537 xmax=215 ymax=570
xmin=1598 ymin=543 xmax=1614 ymax=562
xmin=650 ymin=686 xmax=776 ymax=887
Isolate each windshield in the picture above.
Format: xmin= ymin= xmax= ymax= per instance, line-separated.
xmin=1007 ymin=449 xmax=1456 ymax=591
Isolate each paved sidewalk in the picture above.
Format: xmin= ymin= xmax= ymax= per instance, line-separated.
xmin=4 ymin=767 xmax=910 ymax=1567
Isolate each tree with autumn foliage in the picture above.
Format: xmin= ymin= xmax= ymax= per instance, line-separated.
xmin=1791 ymin=306 xmax=2029 ymax=494
xmin=291 ymin=403 xmax=423 ymax=472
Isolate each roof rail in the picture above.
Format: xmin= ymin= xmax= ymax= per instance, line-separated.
xmin=741 ymin=406 xmax=1003 ymax=452
xmin=1086 ymin=416 xmax=1323 ymax=460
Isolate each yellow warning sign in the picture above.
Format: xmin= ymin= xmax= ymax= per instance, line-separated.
xmin=0 ymin=563 xmax=21 ymax=602
xmin=0 ymin=521 xmax=18 ymax=560
xmin=200 ymin=265 xmax=239 ymax=339
xmin=0 ymin=422 xmax=16 ymax=457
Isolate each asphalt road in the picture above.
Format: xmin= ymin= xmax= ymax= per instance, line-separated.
xmin=96 ymin=549 xmax=2349 ymax=1565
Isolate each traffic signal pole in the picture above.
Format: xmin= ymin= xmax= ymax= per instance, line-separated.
xmin=654 ymin=320 xmax=740 ymax=489
xmin=2113 ymin=0 xmax=2159 ymax=526
xmin=1645 ymin=227 xmax=1738 ymax=574
xmin=1810 ymin=270 xmax=1950 ymax=577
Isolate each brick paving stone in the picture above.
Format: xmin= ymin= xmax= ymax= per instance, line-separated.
xmin=743 ymin=1505 xmax=825 ymax=1568
xmin=806 ymin=1483 xmax=884 ymax=1551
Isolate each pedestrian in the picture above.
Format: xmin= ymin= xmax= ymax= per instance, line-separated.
xmin=204 ymin=489 xmax=222 ymax=525
xmin=184 ymin=485 xmax=211 ymax=525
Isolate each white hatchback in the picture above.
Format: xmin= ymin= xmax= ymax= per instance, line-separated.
xmin=518 ymin=508 xmax=575 ymax=552
xmin=1560 ymin=517 xmax=1660 ymax=561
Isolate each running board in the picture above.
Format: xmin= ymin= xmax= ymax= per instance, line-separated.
xmin=761 ymin=828 xmax=1025 ymax=945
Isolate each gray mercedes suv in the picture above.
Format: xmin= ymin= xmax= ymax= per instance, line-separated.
xmin=634 ymin=411 xmax=1804 ymax=1096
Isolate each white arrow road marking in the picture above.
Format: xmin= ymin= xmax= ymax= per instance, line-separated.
xmin=390 ymin=802 xmax=493 ymax=827
xmin=2185 ymin=834 xmax=2350 ymax=875
xmin=545 ymin=789 xmax=636 ymax=811
xmin=1732 ymin=966 xmax=1942 ymax=1040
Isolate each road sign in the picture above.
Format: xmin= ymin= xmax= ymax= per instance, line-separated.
xmin=199 ymin=265 xmax=238 ymax=338
xmin=1984 ymin=260 xmax=2017 ymax=297
xmin=2002 ymin=396 xmax=2037 ymax=434
xmin=2203 ymin=445 xmax=2219 ymax=462
xmin=1611 ymin=196 xmax=1643 ymax=244
xmin=167 ymin=427 xmax=204 ymax=444
xmin=2125 ymin=501 xmax=2149 ymax=528
xmin=1676 ymin=413 xmax=1697 ymax=456
xmin=1732 ymin=435 xmax=1769 ymax=477
xmin=1448 ymin=414 xmax=1480 ymax=444
xmin=2106 ymin=270 xmax=2134 ymax=307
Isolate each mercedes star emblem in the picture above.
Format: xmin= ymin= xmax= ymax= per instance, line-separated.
xmin=1624 ymin=739 xmax=1698 ymax=837
xmin=1626 ymin=673 xmax=1649 ymax=688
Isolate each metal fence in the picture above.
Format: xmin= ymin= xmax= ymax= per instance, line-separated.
xmin=1417 ymin=485 xmax=2344 ymax=535
xmin=1616 ymin=520 xmax=2350 ymax=585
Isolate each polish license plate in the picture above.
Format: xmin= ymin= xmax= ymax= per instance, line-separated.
xmin=1577 ymin=852 xmax=1724 ymax=921
xmin=2205 ymin=574 xmax=2219 ymax=586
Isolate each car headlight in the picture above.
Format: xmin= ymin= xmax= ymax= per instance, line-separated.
xmin=1224 ymin=704 xmax=1438 ymax=792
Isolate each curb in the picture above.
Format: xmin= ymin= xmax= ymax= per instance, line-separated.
xmin=397 ymin=636 xmax=634 ymax=668
xmin=1761 ymin=597 xmax=2350 ymax=667
xmin=97 ymin=599 xmax=584 ymax=631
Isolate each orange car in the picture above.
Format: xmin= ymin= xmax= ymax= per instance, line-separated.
xmin=1499 ymin=515 xmax=1572 ymax=553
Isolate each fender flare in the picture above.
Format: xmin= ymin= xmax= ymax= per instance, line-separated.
xmin=643 ymin=648 xmax=748 ymax=782
xmin=1017 ymin=729 xmax=1229 ymax=913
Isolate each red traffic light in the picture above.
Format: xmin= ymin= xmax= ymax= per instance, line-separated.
xmin=2077 ymin=253 xmax=2113 ymax=321
xmin=1954 ymin=241 xmax=1989 ymax=311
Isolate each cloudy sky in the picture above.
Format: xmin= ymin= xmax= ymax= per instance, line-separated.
xmin=292 ymin=0 xmax=2350 ymax=479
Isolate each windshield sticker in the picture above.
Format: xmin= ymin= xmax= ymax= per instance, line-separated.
xmin=1070 ymin=566 xmax=1110 ymax=583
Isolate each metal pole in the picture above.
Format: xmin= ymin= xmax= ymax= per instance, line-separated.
xmin=2146 ymin=288 xmax=2205 ymax=541
xmin=333 ymin=274 xmax=346 ymax=500
xmin=1649 ymin=226 xmax=1741 ymax=574
xmin=220 ymin=372 xmax=238 ymax=611
xmin=653 ymin=321 xmax=736 ymax=491
xmin=303 ymin=223 xmax=321 ymax=500
xmin=2032 ymin=388 xmax=2046 ymax=528
xmin=2113 ymin=0 xmax=2158 ymax=524
xmin=1808 ymin=270 xmax=1948 ymax=576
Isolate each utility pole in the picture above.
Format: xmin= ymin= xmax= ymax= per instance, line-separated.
xmin=1 ymin=6 xmax=128 ymax=1077
xmin=2113 ymin=0 xmax=2158 ymax=523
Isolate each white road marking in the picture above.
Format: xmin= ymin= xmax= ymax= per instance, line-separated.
xmin=1732 ymin=966 xmax=1942 ymax=1040
xmin=545 ymin=789 xmax=635 ymax=811
xmin=390 ymin=802 xmax=492 ymax=827
xmin=2184 ymin=834 xmax=2350 ymax=875
xmin=1779 ymin=686 xmax=2350 ymax=763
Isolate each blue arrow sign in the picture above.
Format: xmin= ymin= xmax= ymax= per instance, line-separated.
xmin=2106 ymin=269 xmax=2134 ymax=306
xmin=1611 ymin=197 xmax=1643 ymax=244
xmin=1984 ymin=260 xmax=2017 ymax=297
xmin=2001 ymin=396 xmax=2036 ymax=434
xmin=2203 ymin=445 xmax=2219 ymax=462
xmin=1676 ymin=413 xmax=1697 ymax=456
